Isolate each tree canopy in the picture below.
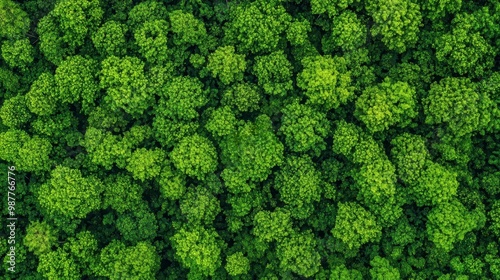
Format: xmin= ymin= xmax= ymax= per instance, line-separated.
xmin=1 ymin=0 xmax=499 ymax=279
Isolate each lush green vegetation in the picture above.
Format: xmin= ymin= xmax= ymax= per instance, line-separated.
xmin=1 ymin=0 xmax=499 ymax=279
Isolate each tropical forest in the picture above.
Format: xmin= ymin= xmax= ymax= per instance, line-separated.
xmin=0 ymin=0 xmax=500 ymax=279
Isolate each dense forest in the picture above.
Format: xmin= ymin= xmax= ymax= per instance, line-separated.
xmin=0 ymin=0 xmax=499 ymax=279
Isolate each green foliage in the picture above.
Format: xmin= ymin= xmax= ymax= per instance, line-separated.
xmin=490 ymin=201 xmax=500 ymax=237
xmin=38 ymin=0 xmax=103 ymax=64
xmin=134 ymin=20 xmax=169 ymax=64
xmin=55 ymin=55 xmax=99 ymax=110
xmin=275 ymin=155 xmax=323 ymax=218
xmin=332 ymin=120 xmax=361 ymax=157
xmin=0 ymin=67 xmax=19 ymax=94
xmin=368 ymin=0 xmax=422 ymax=53
xmin=370 ymin=256 xmax=400 ymax=280
xmin=24 ymin=221 xmax=58 ymax=256
xmin=330 ymin=11 xmax=367 ymax=51
xmin=224 ymin=0 xmax=292 ymax=53
xmin=286 ymin=19 xmax=311 ymax=46
xmin=225 ymin=252 xmax=250 ymax=276
xmin=423 ymin=77 xmax=485 ymax=137
xmin=16 ymin=136 xmax=52 ymax=173
xmin=435 ymin=15 xmax=494 ymax=77
xmin=413 ymin=161 xmax=458 ymax=206
xmin=276 ymin=231 xmax=321 ymax=277
xmin=0 ymin=0 xmax=30 ymax=39
xmin=420 ymin=0 xmax=461 ymax=20
xmin=116 ymin=210 xmax=158 ymax=243
xmin=0 ymin=129 xmax=29 ymax=163
xmin=25 ymin=72 xmax=58 ymax=116
xmin=3 ymin=1 xmax=500 ymax=279
xmin=330 ymin=264 xmax=363 ymax=280
xmin=220 ymin=115 xmax=284 ymax=193
xmin=126 ymin=148 xmax=165 ymax=181
xmin=0 ymin=130 xmax=52 ymax=173
xmin=100 ymin=56 xmax=151 ymax=115
xmin=96 ymin=241 xmax=160 ymax=280
xmin=426 ymin=200 xmax=484 ymax=252
xmin=92 ymin=20 xmax=127 ymax=56
xmin=222 ymin=82 xmax=261 ymax=112
xmin=103 ymin=174 xmax=144 ymax=213
xmin=354 ymin=158 xmax=397 ymax=205
xmin=37 ymin=249 xmax=81 ymax=280
xmin=0 ymin=95 xmax=31 ymax=128
xmin=1 ymin=38 xmax=34 ymax=69
xmin=38 ymin=166 xmax=102 ymax=219
xmin=351 ymin=135 xmax=385 ymax=165
xmin=158 ymin=164 xmax=187 ymax=200
xmin=390 ymin=133 xmax=429 ymax=185
xmin=82 ymin=127 xmax=132 ymax=169
xmin=171 ymin=226 xmax=223 ymax=278
xmin=158 ymin=76 xmax=207 ymax=120
xmin=169 ymin=10 xmax=206 ymax=46
xmin=64 ymin=230 xmax=98 ymax=270
xmin=52 ymin=0 xmax=102 ymax=47
xmin=207 ymin=46 xmax=246 ymax=85
xmin=253 ymin=208 xmax=293 ymax=242
xmin=205 ymin=106 xmax=237 ymax=138
xmin=311 ymin=0 xmax=353 ymax=17
xmin=171 ymin=134 xmax=218 ymax=180
xmin=280 ymin=100 xmax=330 ymax=154
xmin=179 ymin=187 xmax=221 ymax=225
xmin=355 ymin=78 xmax=417 ymax=133
xmin=153 ymin=117 xmax=199 ymax=148
xmin=127 ymin=0 xmax=168 ymax=30
xmin=252 ymin=51 xmax=293 ymax=96
xmin=297 ymin=55 xmax=353 ymax=109
xmin=332 ymin=202 xmax=382 ymax=250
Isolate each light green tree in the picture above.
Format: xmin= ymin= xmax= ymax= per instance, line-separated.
xmin=0 ymin=0 xmax=30 ymax=39
xmin=171 ymin=134 xmax=218 ymax=180
xmin=275 ymin=155 xmax=323 ymax=219
xmin=180 ymin=187 xmax=221 ymax=225
xmin=224 ymin=0 xmax=291 ymax=53
xmin=355 ymin=78 xmax=417 ymax=133
xmin=207 ymin=46 xmax=246 ymax=85
xmin=25 ymin=73 xmax=58 ymax=116
xmin=426 ymin=199 xmax=485 ymax=252
xmin=220 ymin=115 xmax=284 ymax=193
xmin=297 ymin=55 xmax=353 ymax=109
xmin=24 ymin=221 xmax=58 ymax=256
xmin=95 ymin=241 xmax=160 ymax=280
xmin=38 ymin=166 xmax=102 ymax=219
xmin=1 ymin=38 xmax=34 ymax=69
xmin=423 ymin=77 xmax=485 ymax=137
xmin=277 ymin=231 xmax=321 ymax=278
xmin=169 ymin=10 xmax=207 ymax=46
xmin=367 ymin=0 xmax=422 ymax=53
xmin=225 ymin=252 xmax=250 ymax=276
xmin=158 ymin=76 xmax=207 ymax=120
xmin=126 ymin=148 xmax=165 ymax=181
xmin=252 ymin=51 xmax=293 ymax=96
xmin=331 ymin=11 xmax=367 ymax=51
xmin=370 ymin=256 xmax=400 ymax=280
xmin=253 ymin=208 xmax=293 ymax=242
xmin=280 ymin=100 xmax=330 ymax=154
xmin=100 ymin=56 xmax=151 ymax=115
xmin=332 ymin=202 xmax=382 ymax=250
xmin=171 ymin=226 xmax=224 ymax=278
xmin=0 ymin=95 xmax=31 ymax=128
xmin=37 ymin=249 xmax=81 ymax=280
xmin=134 ymin=20 xmax=169 ymax=64
xmin=92 ymin=20 xmax=127 ymax=56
